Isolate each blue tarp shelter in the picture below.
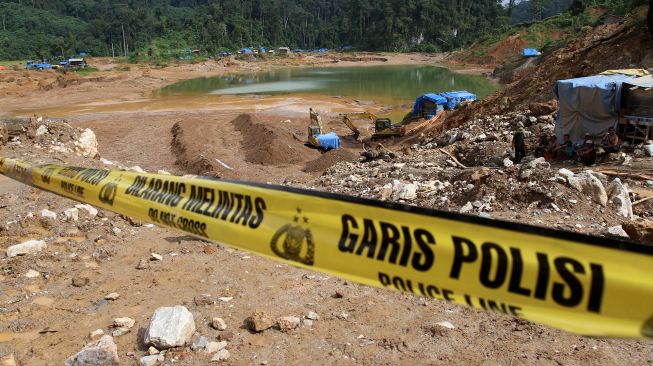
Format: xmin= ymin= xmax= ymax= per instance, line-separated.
xmin=439 ymin=91 xmax=477 ymax=110
xmin=240 ymin=48 xmax=254 ymax=54
xmin=554 ymin=74 xmax=636 ymax=143
xmin=413 ymin=93 xmax=447 ymax=118
xmin=316 ymin=132 xmax=341 ymax=150
xmin=523 ymin=48 xmax=540 ymax=57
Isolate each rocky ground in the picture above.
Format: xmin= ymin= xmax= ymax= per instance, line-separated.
xmin=1 ymin=106 xmax=652 ymax=366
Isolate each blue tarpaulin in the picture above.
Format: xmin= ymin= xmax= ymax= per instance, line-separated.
xmin=316 ymin=132 xmax=341 ymax=150
xmin=413 ymin=94 xmax=447 ymax=118
xmin=439 ymin=91 xmax=477 ymax=110
xmin=554 ymin=74 xmax=636 ymax=143
xmin=240 ymin=48 xmax=254 ymax=54
xmin=523 ymin=48 xmax=540 ymax=57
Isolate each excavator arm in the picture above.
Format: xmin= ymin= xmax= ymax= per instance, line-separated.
xmin=341 ymin=112 xmax=377 ymax=140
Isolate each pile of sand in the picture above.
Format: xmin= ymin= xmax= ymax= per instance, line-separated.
xmin=231 ymin=114 xmax=319 ymax=166
xmin=303 ymin=149 xmax=359 ymax=173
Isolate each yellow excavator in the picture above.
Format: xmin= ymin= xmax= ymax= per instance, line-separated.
xmin=341 ymin=111 xmax=405 ymax=140
xmin=307 ymin=108 xmax=341 ymax=150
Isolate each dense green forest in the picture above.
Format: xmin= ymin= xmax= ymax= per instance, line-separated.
xmin=0 ymin=0 xmax=648 ymax=60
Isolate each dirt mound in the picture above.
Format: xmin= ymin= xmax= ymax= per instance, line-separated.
xmin=170 ymin=121 xmax=220 ymax=176
xmin=231 ymin=114 xmax=319 ymax=166
xmin=303 ymin=149 xmax=360 ymax=173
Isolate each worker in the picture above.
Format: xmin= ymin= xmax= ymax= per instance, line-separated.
xmin=553 ymin=134 xmax=574 ymax=160
xmin=577 ymin=139 xmax=597 ymax=166
xmin=512 ymin=128 xmax=526 ymax=163
xmin=601 ymin=127 xmax=622 ymax=153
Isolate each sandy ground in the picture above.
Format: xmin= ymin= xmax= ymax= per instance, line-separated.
xmin=0 ymin=53 xmax=651 ymax=365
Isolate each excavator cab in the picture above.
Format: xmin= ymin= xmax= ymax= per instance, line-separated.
xmin=372 ymin=118 xmax=405 ymax=138
xmin=375 ymin=118 xmax=392 ymax=132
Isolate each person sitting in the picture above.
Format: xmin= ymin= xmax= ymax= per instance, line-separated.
xmin=577 ymin=140 xmax=597 ymax=166
xmin=553 ymin=134 xmax=574 ymax=160
xmin=535 ymin=134 xmax=550 ymax=158
xmin=601 ymin=127 xmax=622 ymax=153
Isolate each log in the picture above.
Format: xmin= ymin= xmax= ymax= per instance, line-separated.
xmin=439 ymin=148 xmax=468 ymax=168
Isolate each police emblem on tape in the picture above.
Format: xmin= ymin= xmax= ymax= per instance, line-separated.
xmin=99 ymin=177 xmax=119 ymax=206
xmin=270 ymin=208 xmax=315 ymax=266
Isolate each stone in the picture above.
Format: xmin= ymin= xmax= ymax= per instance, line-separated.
xmin=502 ymin=158 xmax=513 ymax=168
xmin=392 ymin=183 xmax=418 ymax=201
xmin=524 ymin=157 xmax=549 ymax=170
xmin=35 ymin=124 xmax=48 ymax=136
xmin=75 ymin=128 xmax=99 ymax=158
xmin=436 ymin=321 xmax=455 ymax=329
xmin=206 ymin=341 xmax=227 ymax=354
xmin=217 ymin=331 xmax=234 ymax=342
xmin=41 ymin=209 xmax=57 ymax=220
xmin=89 ymin=329 xmax=104 ymax=340
xmin=245 ymin=310 xmax=275 ymax=333
xmin=150 ymin=253 xmax=163 ymax=261
xmin=623 ymin=219 xmax=653 ymax=245
xmin=459 ymin=202 xmax=474 ymax=214
xmin=72 ymin=277 xmax=90 ymax=287
xmin=558 ymin=168 xmax=575 ymax=179
xmin=64 ymin=208 xmax=79 ymax=222
xmin=306 ymin=311 xmax=319 ymax=320
xmin=211 ymin=349 xmax=230 ymax=362
xmin=277 ymin=316 xmax=301 ymax=332
xmin=112 ymin=227 xmax=122 ymax=236
xmin=75 ymin=204 xmax=99 ymax=217
xmin=111 ymin=327 xmax=130 ymax=337
xmin=145 ymin=306 xmax=196 ymax=349
xmin=127 ymin=166 xmax=145 ymax=173
xmin=139 ymin=355 xmax=164 ymax=366
xmin=136 ymin=259 xmax=149 ymax=270
xmin=528 ymin=101 xmax=558 ymax=116
xmin=147 ymin=346 xmax=159 ymax=355
xmin=113 ymin=317 xmax=135 ymax=329
xmin=568 ymin=171 xmax=608 ymax=206
xmin=25 ymin=269 xmax=40 ymax=278
xmin=606 ymin=178 xmax=633 ymax=218
xmin=6 ymin=239 xmax=47 ymax=257
xmin=64 ymin=335 xmax=119 ymax=366
xmin=607 ymin=226 xmax=629 ymax=237
xmin=105 ymin=293 xmax=120 ymax=301
xmin=194 ymin=295 xmax=215 ymax=306
xmin=191 ymin=336 xmax=208 ymax=351
xmin=302 ymin=319 xmax=314 ymax=327
xmin=211 ymin=317 xmax=227 ymax=331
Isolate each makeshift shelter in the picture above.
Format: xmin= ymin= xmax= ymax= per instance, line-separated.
xmin=554 ymin=74 xmax=636 ymax=143
xmin=523 ymin=48 xmax=541 ymax=57
xmin=239 ymin=48 xmax=254 ymax=54
xmin=621 ymin=75 xmax=653 ymax=142
xmin=315 ymin=132 xmax=341 ymax=150
xmin=413 ymin=93 xmax=447 ymax=119
xmin=439 ymin=91 xmax=477 ymax=110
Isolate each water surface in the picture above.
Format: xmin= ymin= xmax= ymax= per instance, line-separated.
xmin=158 ymin=65 xmax=498 ymax=105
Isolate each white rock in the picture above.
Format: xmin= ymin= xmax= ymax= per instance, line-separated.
xmin=100 ymin=158 xmax=115 ymax=166
xmin=277 ymin=316 xmax=301 ymax=331
xmin=41 ymin=209 xmax=57 ymax=220
xmin=35 ymin=124 xmax=48 ymax=136
xmin=525 ymin=157 xmax=549 ymax=169
xmin=436 ymin=321 xmax=455 ymax=329
xmin=140 ymin=354 xmax=164 ymax=366
xmin=206 ymin=341 xmax=227 ymax=354
xmin=503 ymin=158 xmax=514 ymax=168
xmin=105 ymin=293 xmax=120 ymax=300
xmin=75 ymin=204 xmax=99 ymax=217
xmin=111 ymin=327 xmax=130 ymax=337
xmin=64 ymin=208 xmax=79 ymax=222
xmin=608 ymin=226 xmax=629 ymax=237
xmin=6 ymin=240 xmax=47 ymax=257
xmin=211 ymin=317 xmax=227 ymax=331
xmin=150 ymin=253 xmax=163 ymax=261
xmin=147 ymin=346 xmax=159 ymax=355
xmin=303 ymin=319 xmax=314 ymax=327
xmin=306 ymin=311 xmax=320 ymax=320
xmin=113 ymin=317 xmax=135 ymax=329
xmin=112 ymin=227 xmax=122 ymax=236
xmin=157 ymin=170 xmax=171 ymax=175
xmin=558 ymin=168 xmax=575 ymax=179
xmin=568 ymin=171 xmax=607 ymax=206
xmin=211 ymin=349 xmax=230 ymax=362
xmin=89 ymin=329 xmax=104 ymax=340
xmin=75 ymin=128 xmax=99 ymax=158
xmin=145 ymin=306 xmax=196 ymax=349
xmin=606 ymin=178 xmax=633 ymax=218
xmin=392 ymin=183 xmax=418 ymax=201
xmin=459 ymin=202 xmax=474 ymax=214
xmin=25 ymin=269 xmax=40 ymax=278
xmin=64 ymin=335 xmax=119 ymax=366
xmin=127 ymin=165 xmax=145 ymax=173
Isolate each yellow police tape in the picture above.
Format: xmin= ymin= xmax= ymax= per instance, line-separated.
xmin=2 ymin=156 xmax=653 ymax=338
